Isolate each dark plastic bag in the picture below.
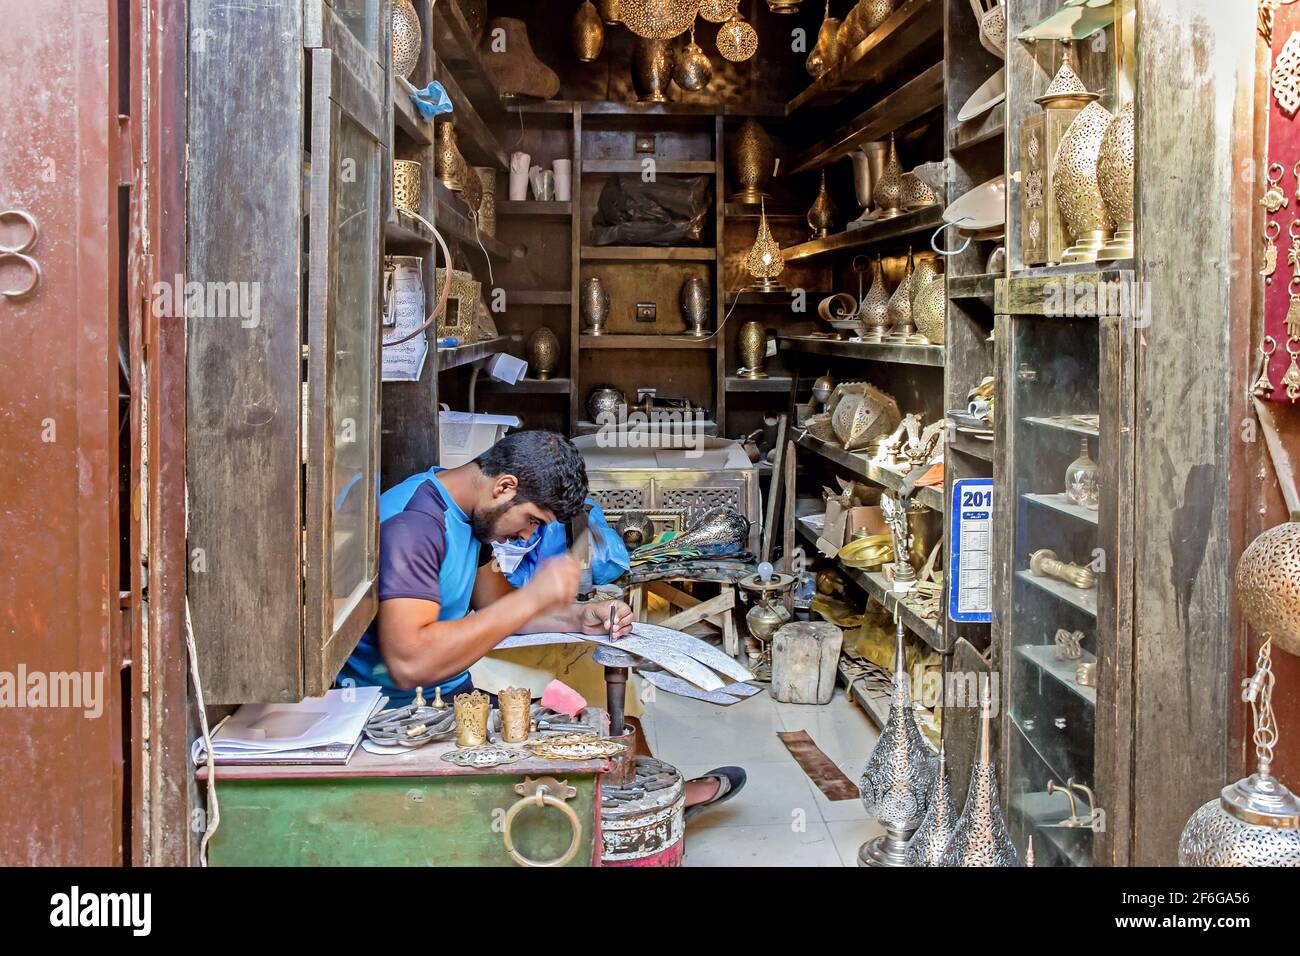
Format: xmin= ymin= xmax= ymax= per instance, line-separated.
xmin=589 ymin=174 xmax=713 ymax=246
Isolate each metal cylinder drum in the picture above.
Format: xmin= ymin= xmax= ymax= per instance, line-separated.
xmin=600 ymin=756 xmax=686 ymax=867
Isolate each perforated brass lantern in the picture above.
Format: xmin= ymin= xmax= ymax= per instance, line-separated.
xmin=859 ymin=0 xmax=895 ymax=32
xmin=806 ymin=1 xmax=842 ymax=78
xmin=938 ymin=686 xmax=1020 ymax=867
xmin=620 ymin=0 xmax=701 ymax=39
xmin=573 ymin=0 xmax=605 ymax=62
xmin=745 ymin=200 xmax=785 ymax=291
xmin=730 ymin=119 xmax=775 ymax=204
xmin=1096 ymin=102 xmax=1135 ymax=262
xmin=498 ymin=687 xmax=532 ymax=744
xmin=633 ymin=37 xmax=677 ymax=103
xmin=885 ymin=250 xmax=927 ymax=344
xmin=717 ymin=15 xmax=759 ymax=62
xmin=674 ymin=25 xmax=714 ymax=92
xmin=1178 ymin=639 xmax=1300 ymax=866
xmin=596 ymin=0 xmax=623 ymax=23
xmin=738 ymin=321 xmax=768 ymax=379
xmin=392 ymin=159 xmax=423 ymax=216
xmin=859 ymin=255 xmax=891 ymax=343
xmin=871 ymin=133 xmax=905 ymax=219
xmin=391 ymin=0 xmax=422 ymax=80
xmin=807 ymin=170 xmax=836 ymax=238
xmin=526 ymin=327 xmax=560 ymax=380
xmin=904 ymin=742 xmax=958 ymax=867
xmin=910 ymin=254 xmax=944 ymax=345
xmin=699 ymin=0 xmax=739 ymax=20
xmin=1236 ymin=519 xmax=1300 ymax=658
xmin=435 ymin=121 xmax=463 ymax=191
xmin=858 ymin=617 xmax=938 ymax=867
xmin=1054 ymin=101 xmax=1116 ymax=264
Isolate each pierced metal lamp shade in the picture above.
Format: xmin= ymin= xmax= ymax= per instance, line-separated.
xmin=904 ymin=742 xmax=957 ymax=867
xmin=885 ymin=250 xmax=927 ymax=344
xmin=858 ymin=617 xmax=937 ymax=867
xmin=730 ymin=119 xmax=775 ymax=204
xmin=699 ymin=0 xmax=740 ymax=21
xmin=526 ymin=327 xmax=560 ymax=380
xmin=1178 ymin=638 xmax=1300 ymax=866
xmin=717 ymin=15 xmax=759 ymax=62
xmin=938 ymin=686 xmax=1020 ymax=867
xmin=858 ymin=255 xmax=891 ymax=343
xmin=1236 ymin=520 xmax=1300 ymax=658
xmin=807 ymin=170 xmax=836 ymax=238
xmin=872 ymin=133 xmax=905 ymax=218
xmin=806 ymin=3 xmax=843 ymax=79
xmin=746 ymin=200 xmax=786 ymax=291
xmin=674 ymin=26 xmax=714 ymax=92
xmin=621 ymin=0 xmax=701 ymax=39
xmin=1054 ymin=101 xmax=1116 ymax=264
xmin=1096 ymin=102 xmax=1135 ymax=262
xmin=391 ymin=0 xmax=423 ymax=79
xmin=573 ymin=0 xmax=606 ymax=62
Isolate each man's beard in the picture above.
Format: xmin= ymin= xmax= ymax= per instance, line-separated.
xmin=470 ymin=499 xmax=514 ymax=543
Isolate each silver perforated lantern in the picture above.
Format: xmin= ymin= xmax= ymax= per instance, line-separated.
xmin=858 ymin=617 xmax=937 ymax=867
xmin=904 ymin=741 xmax=957 ymax=866
xmin=939 ymin=685 xmax=1020 ymax=867
xmin=1178 ymin=638 xmax=1300 ymax=866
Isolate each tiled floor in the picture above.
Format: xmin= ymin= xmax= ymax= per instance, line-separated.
xmin=639 ymin=684 xmax=883 ymax=867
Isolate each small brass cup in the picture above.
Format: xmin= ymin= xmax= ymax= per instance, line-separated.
xmin=453 ymin=689 xmax=491 ymax=748
xmin=498 ymin=686 xmax=532 ymax=744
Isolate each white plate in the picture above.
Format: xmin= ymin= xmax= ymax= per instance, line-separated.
xmin=943 ymin=175 xmax=1006 ymax=232
xmin=958 ymin=68 xmax=1006 ymax=123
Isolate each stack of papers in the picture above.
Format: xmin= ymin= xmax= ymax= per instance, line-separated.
xmin=191 ymin=687 xmax=384 ymax=766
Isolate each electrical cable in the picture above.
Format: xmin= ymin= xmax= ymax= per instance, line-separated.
xmin=382 ymin=210 xmax=455 ymax=347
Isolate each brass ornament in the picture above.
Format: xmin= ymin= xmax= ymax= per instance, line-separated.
xmin=1029 ymin=549 xmax=1096 ymax=590
xmin=1054 ymin=628 xmax=1084 ymax=661
xmin=900 ymin=172 xmax=937 ymax=211
xmin=1034 ymin=41 xmax=1098 ymax=110
xmin=435 ymin=268 xmax=481 ymax=343
xmin=1272 ymin=31 xmax=1300 ymax=117
xmin=674 ymin=25 xmax=714 ymax=92
xmin=910 ymin=254 xmax=945 ymax=345
xmin=1263 ymin=220 xmax=1281 ymax=283
xmin=498 ymin=686 xmax=533 ymax=743
xmin=441 ymin=745 xmax=529 ymax=768
xmin=1262 ymin=163 xmax=1290 ymax=214
xmin=745 ymin=200 xmax=786 ymax=290
xmin=453 ymin=690 xmax=491 ymax=748
xmin=392 ymin=160 xmax=423 ymax=216
xmin=858 ymin=255 xmax=891 ymax=343
xmin=1075 ymin=662 xmax=1098 ymax=687
xmin=1288 ymin=275 xmax=1300 ymax=344
xmin=392 ymin=0 xmax=423 ymax=80
xmin=699 ymin=0 xmax=740 ymax=21
xmin=526 ymin=327 xmax=560 ymax=380
xmin=730 ymin=119 xmax=776 ymax=204
xmin=472 ymin=166 xmax=497 ymax=236
xmin=871 ymin=133 xmax=905 ymax=219
xmin=807 ymin=170 xmax=836 ymax=238
xmin=829 ymin=382 xmax=900 ymax=451
xmin=620 ymin=0 xmax=701 ymax=40
xmin=738 ymin=320 xmax=769 ymax=378
xmin=528 ymin=737 xmax=629 ymax=760
xmin=858 ymin=0 xmax=895 ymax=33
xmin=1237 ymin=521 xmax=1300 ymax=657
xmin=633 ymin=36 xmax=677 ymax=103
xmin=581 ymin=276 xmax=610 ymax=334
xmin=717 ymin=14 xmax=759 ymax=62
xmin=806 ymin=1 xmax=843 ymax=79
xmin=1054 ymin=101 xmax=1116 ymax=264
xmin=435 ymin=121 xmax=463 ymax=191
xmin=573 ymin=0 xmax=605 ymax=62
xmin=1253 ymin=335 xmax=1277 ymax=397
xmin=1096 ymin=102 xmax=1135 ymax=261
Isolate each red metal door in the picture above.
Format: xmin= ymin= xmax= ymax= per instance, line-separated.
xmin=0 ymin=1 xmax=125 ymax=865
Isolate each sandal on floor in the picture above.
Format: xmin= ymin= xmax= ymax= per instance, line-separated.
xmin=683 ymin=766 xmax=747 ymax=823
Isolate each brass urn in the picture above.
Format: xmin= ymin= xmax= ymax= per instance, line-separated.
xmin=730 ymin=119 xmax=775 ymax=204
xmin=738 ymin=320 xmax=769 ymax=379
xmin=1054 ymin=101 xmax=1116 ymax=263
xmin=572 ymin=0 xmax=605 ymax=62
xmin=526 ymin=327 xmax=560 ymax=380
xmin=1096 ymin=102 xmax=1135 ymax=262
xmin=872 ymin=133 xmax=905 ymax=219
xmin=581 ymin=276 xmax=610 ymax=334
xmin=807 ymin=170 xmax=836 ymax=238
xmin=633 ymin=37 xmax=676 ymax=103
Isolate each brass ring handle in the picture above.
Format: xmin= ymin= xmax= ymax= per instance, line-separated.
xmin=0 ymin=209 xmax=41 ymax=300
xmin=501 ymin=787 xmax=582 ymax=868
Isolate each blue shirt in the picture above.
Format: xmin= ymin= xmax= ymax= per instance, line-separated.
xmin=338 ymin=471 xmax=479 ymax=706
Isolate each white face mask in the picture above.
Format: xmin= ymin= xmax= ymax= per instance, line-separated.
xmin=490 ymin=534 xmax=541 ymax=574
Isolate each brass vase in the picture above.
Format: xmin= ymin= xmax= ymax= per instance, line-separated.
xmin=730 ymin=119 xmax=775 ymax=204
xmin=738 ymin=321 xmax=768 ymax=379
xmin=573 ymin=0 xmax=605 ymax=62
xmin=454 ymin=690 xmax=491 ymax=748
xmin=807 ymin=170 xmax=836 ymax=238
xmin=910 ymin=254 xmax=944 ymax=345
xmin=633 ymin=37 xmax=676 ymax=103
xmin=859 ymin=255 xmax=891 ymax=343
xmin=1054 ymin=101 xmax=1116 ymax=264
xmin=472 ymin=166 xmax=497 ymax=236
xmin=435 ymin=121 xmax=463 ymax=191
xmin=681 ymin=276 xmax=711 ymax=337
xmin=392 ymin=0 xmax=422 ymax=80
xmin=806 ymin=2 xmax=843 ymax=79
xmin=526 ymin=327 xmax=560 ymax=380
xmin=1096 ymin=102 xmax=1135 ymax=261
xmin=392 ymin=159 xmax=423 ymax=216
xmin=674 ymin=26 xmax=714 ymax=92
xmin=581 ymin=276 xmax=610 ymax=335
xmin=872 ymin=133 xmax=905 ymax=219
xmin=497 ymin=686 xmax=532 ymax=744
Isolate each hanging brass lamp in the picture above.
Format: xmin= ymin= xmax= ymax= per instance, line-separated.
xmin=745 ymin=199 xmax=786 ymax=292
xmin=806 ymin=0 xmax=843 ymax=79
xmin=573 ymin=0 xmax=606 ymax=62
xmin=596 ymin=0 xmax=624 ymax=23
xmin=699 ymin=0 xmax=740 ymax=21
xmin=620 ymin=0 xmax=701 ymax=39
xmin=717 ymin=14 xmax=759 ymax=61
xmin=675 ymin=24 xmax=714 ymax=91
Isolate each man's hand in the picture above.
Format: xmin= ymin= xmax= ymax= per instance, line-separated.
xmin=524 ymin=554 xmax=581 ymax=611
xmin=580 ymin=601 xmax=634 ymax=640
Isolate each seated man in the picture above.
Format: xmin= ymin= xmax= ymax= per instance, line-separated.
xmin=340 ymin=430 xmax=744 ymax=819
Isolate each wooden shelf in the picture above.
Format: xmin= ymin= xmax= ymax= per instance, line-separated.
xmin=725 ymin=290 xmax=830 ymax=306
xmin=950 ymin=106 xmax=1006 ymax=153
xmin=580 ymin=246 xmax=715 ymax=261
xmin=947 ymin=273 xmax=998 ymax=301
xmin=779 ymin=335 xmax=944 ymax=367
xmin=496 ymin=201 xmax=572 ymax=217
xmin=840 ymin=564 xmax=947 ymax=653
xmin=391 ymin=79 xmax=433 ymax=147
xmin=384 ymin=209 xmax=435 ymax=246
xmin=1017 ymin=568 xmax=1098 ymax=618
xmin=480 ymin=376 xmax=572 ymax=394
xmin=781 ymin=206 xmax=944 ymax=263
xmin=787 ymin=0 xmax=944 ymax=113
xmin=579 ymin=334 xmax=715 ymax=349
xmin=1016 ymin=644 xmax=1098 ymax=708
xmin=429 ymin=185 xmax=513 ymax=261
xmin=507 ymin=290 xmax=571 ymax=306
xmin=429 ymin=1 xmax=504 ymax=122
xmin=784 ymin=62 xmax=945 ymax=176
xmin=795 ymin=432 xmax=944 ymax=512
xmin=996 ymin=261 xmax=1137 ymax=317
xmin=579 ymin=100 xmax=786 ymax=118
xmin=435 ymin=61 xmax=508 ymax=169
xmin=839 ymin=656 xmax=892 ymax=731
xmin=948 ymin=429 xmax=995 ymax=462
xmin=438 ymin=336 xmax=506 ymax=372
xmin=582 ymin=159 xmax=715 ymax=174
xmin=1023 ymin=415 xmax=1100 ymax=439
xmin=1024 ymin=492 xmax=1099 ymax=527
xmin=726 ymin=375 xmax=793 ymax=392
xmin=723 ymin=203 xmax=805 ymax=221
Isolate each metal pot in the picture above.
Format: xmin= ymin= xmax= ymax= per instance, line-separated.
xmin=587 ymin=386 xmax=626 ymax=423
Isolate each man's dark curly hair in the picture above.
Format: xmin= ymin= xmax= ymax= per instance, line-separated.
xmin=474 ymin=430 xmax=589 ymax=522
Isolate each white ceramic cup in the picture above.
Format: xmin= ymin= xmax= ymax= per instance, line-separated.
xmin=553 ymin=159 xmax=572 ymax=202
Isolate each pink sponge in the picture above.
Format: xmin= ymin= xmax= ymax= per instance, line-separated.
xmin=541 ymin=679 xmax=587 ymax=718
